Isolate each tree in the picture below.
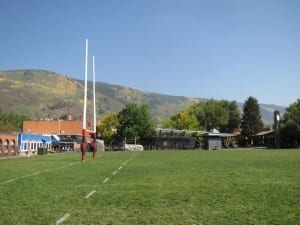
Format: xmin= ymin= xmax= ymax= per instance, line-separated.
xmin=116 ymin=103 xmax=156 ymax=145
xmin=163 ymin=99 xmax=241 ymax=133
xmin=190 ymin=102 xmax=205 ymax=129
xmin=219 ymin=100 xmax=241 ymax=133
xmin=97 ymin=113 xmax=119 ymax=145
xmin=241 ymin=96 xmax=263 ymax=139
xmin=202 ymin=99 xmax=229 ymax=131
xmin=280 ymin=99 xmax=300 ymax=147
xmin=0 ymin=107 xmax=30 ymax=132
xmin=164 ymin=109 xmax=199 ymax=130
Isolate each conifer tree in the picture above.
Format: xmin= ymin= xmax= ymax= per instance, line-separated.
xmin=241 ymin=96 xmax=263 ymax=138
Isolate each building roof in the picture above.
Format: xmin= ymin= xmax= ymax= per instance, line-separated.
xmin=156 ymin=128 xmax=235 ymax=137
xmin=256 ymin=130 xmax=275 ymax=136
xmin=156 ymin=128 xmax=207 ymax=136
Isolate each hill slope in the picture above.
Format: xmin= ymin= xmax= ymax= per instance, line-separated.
xmin=0 ymin=70 xmax=285 ymax=125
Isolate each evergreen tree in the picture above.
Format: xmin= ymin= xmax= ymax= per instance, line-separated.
xmin=241 ymin=96 xmax=263 ymax=138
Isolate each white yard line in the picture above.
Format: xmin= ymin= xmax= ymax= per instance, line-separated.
xmin=103 ymin=177 xmax=109 ymax=183
xmin=0 ymin=178 xmax=18 ymax=185
xmin=81 ymin=153 xmax=139 ymax=191
xmin=55 ymin=213 xmax=70 ymax=225
xmin=103 ymin=153 xmax=138 ymax=183
xmin=0 ymin=161 xmax=80 ymax=186
xmin=85 ymin=190 xmax=96 ymax=199
xmin=32 ymin=171 xmax=41 ymax=175
xmin=54 ymin=153 xmax=139 ymax=224
xmin=76 ymin=153 xmax=138 ymax=187
xmin=76 ymin=184 xmax=105 ymax=187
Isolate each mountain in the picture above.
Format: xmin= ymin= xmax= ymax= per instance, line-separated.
xmin=0 ymin=70 xmax=285 ymax=125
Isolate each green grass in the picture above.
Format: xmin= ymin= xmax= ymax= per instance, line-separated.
xmin=0 ymin=150 xmax=299 ymax=225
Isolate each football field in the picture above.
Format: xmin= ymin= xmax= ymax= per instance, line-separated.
xmin=0 ymin=149 xmax=299 ymax=225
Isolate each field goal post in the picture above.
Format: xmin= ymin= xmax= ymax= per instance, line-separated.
xmin=81 ymin=39 xmax=97 ymax=161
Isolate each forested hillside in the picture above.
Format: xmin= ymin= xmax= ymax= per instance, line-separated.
xmin=0 ymin=70 xmax=285 ymax=125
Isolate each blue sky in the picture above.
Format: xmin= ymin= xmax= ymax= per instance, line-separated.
xmin=1 ymin=0 xmax=299 ymax=106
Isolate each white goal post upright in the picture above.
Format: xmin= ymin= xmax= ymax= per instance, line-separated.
xmin=81 ymin=39 xmax=97 ymax=161
xmin=81 ymin=39 xmax=88 ymax=161
xmin=92 ymin=55 xmax=97 ymax=159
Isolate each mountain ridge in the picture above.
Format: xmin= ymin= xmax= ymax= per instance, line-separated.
xmin=0 ymin=69 xmax=286 ymax=125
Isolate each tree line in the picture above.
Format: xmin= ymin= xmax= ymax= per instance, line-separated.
xmin=162 ymin=97 xmax=264 ymax=146
xmin=0 ymin=107 xmax=30 ymax=132
xmin=1 ymin=97 xmax=299 ymax=148
xmin=98 ymin=97 xmax=300 ymax=148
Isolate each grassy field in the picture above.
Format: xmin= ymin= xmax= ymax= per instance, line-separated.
xmin=0 ymin=149 xmax=299 ymax=225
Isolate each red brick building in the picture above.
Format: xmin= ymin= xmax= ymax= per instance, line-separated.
xmin=0 ymin=133 xmax=17 ymax=157
xmin=22 ymin=119 xmax=95 ymax=152
xmin=23 ymin=120 xmax=93 ymax=135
